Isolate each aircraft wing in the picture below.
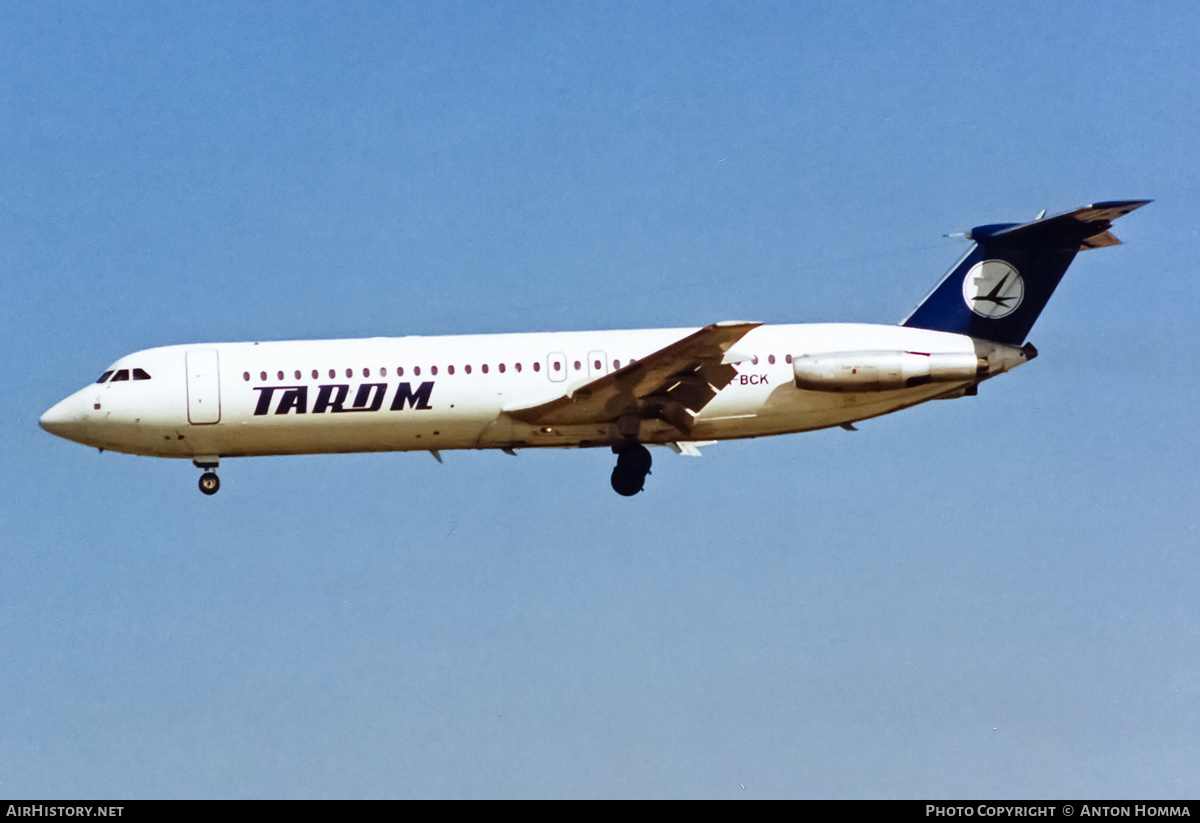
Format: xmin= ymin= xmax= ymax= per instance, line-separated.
xmin=505 ymin=321 xmax=761 ymax=434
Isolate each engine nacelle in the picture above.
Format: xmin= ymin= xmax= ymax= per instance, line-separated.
xmin=792 ymin=350 xmax=982 ymax=392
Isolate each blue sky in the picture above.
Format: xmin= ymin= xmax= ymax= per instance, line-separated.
xmin=2 ymin=1 xmax=1197 ymax=798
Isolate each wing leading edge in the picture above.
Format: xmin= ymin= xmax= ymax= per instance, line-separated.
xmin=504 ymin=321 xmax=762 ymax=435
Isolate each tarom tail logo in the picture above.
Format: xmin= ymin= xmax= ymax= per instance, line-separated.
xmin=962 ymin=259 xmax=1024 ymax=319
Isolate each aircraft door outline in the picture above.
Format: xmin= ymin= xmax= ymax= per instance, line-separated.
xmin=588 ymin=350 xmax=608 ymax=378
xmin=547 ymin=351 xmax=567 ymax=383
xmin=186 ymin=349 xmax=222 ymax=424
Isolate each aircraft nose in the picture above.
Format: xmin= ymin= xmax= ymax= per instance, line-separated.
xmin=40 ymin=394 xmax=86 ymax=438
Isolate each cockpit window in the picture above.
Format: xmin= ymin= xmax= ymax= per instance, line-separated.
xmin=132 ymin=368 xmax=151 ymax=380
xmin=110 ymin=369 xmax=130 ymax=382
xmin=96 ymin=371 xmax=114 ymax=384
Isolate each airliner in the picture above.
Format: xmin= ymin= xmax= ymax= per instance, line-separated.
xmin=40 ymin=200 xmax=1149 ymax=496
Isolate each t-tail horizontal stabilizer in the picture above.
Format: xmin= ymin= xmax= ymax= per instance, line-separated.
xmin=901 ymin=200 xmax=1150 ymax=345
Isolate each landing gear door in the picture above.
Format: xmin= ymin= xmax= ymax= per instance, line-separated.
xmin=186 ymin=349 xmax=221 ymax=424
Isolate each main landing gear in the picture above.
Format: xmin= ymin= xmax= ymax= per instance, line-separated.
xmin=611 ymin=442 xmax=652 ymax=497
xmin=193 ymin=457 xmax=220 ymax=496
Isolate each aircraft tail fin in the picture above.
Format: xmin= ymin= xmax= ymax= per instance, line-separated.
xmin=900 ymin=200 xmax=1150 ymax=345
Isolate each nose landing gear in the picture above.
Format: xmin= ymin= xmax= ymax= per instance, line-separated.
xmin=193 ymin=457 xmax=220 ymax=496
xmin=611 ymin=442 xmax=652 ymax=496
xmin=199 ymin=472 xmax=220 ymax=495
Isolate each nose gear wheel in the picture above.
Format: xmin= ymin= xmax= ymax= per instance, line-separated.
xmin=199 ymin=471 xmax=220 ymax=495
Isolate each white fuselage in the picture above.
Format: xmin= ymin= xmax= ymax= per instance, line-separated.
xmin=39 ymin=322 xmax=1028 ymax=461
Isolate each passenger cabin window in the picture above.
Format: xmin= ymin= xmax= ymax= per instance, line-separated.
xmin=96 ymin=371 xmax=114 ymax=384
xmin=132 ymin=368 xmax=151 ymax=380
xmin=110 ymin=369 xmax=130 ymax=382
